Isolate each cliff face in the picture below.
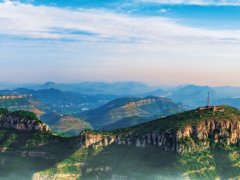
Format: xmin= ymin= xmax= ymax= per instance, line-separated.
xmin=0 ymin=114 xmax=50 ymax=132
xmin=0 ymin=94 xmax=32 ymax=99
xmin=77 ymin=118 xmax=240 ymax=154
xmin=124 ymin=98 xmax=172 ymax=107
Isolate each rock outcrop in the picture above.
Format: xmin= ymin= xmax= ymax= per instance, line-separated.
xmin=0 ymin=94 xmax=32 ymax=100
xmin=0 ymin=114 xmax=50 ymax=132
xmin=77 ymin=119 xmax=240 ymax=154
xmin=32 ymin=172 xmax=81 ymax=180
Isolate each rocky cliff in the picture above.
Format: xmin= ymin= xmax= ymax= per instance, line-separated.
xmin=77 ymin=106 xmax=240 ymax=154
xmin=0 ymin=94 xmax=32 ymax=99
xmin=0 ymin=114 xmax=50 ymax=132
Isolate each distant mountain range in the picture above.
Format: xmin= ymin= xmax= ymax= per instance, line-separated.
xmin=2 ymin=82 xmax=240 ymax=117
xmin=0 ymin=81 xmax=161 ymax=95
xmin=144 ymin=85 xmax=240 ymax=109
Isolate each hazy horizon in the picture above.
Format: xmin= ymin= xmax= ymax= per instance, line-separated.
xmin=2 ymin=80 xmax=240 ymax=89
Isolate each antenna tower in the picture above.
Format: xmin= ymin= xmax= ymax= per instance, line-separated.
xmin=207 ymin=91 xmax=210 ymax=106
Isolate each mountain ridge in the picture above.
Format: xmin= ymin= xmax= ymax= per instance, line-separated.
xmin=78 ymin=96 xmax=187 ymax=129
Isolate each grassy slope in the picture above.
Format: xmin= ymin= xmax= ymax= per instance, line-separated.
xmin=99 ymin=116 xmax=157 ymax=131
xmin=78 ymin=96 xmax=187 ymax=129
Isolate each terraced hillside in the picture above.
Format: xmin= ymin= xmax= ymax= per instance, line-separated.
xmin=78 ymin=96 xmax=187 ymax=129
xmin=0 ymin=94 xmax=50 ymax=116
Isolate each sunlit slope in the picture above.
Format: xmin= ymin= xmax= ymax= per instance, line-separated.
xmin=40 ymin=112 xmax=92 ymax=136
xmin=100 ymin=109 xmax=184 ymax=131
xmin=78 ymin=96 xmax=187 ymax=129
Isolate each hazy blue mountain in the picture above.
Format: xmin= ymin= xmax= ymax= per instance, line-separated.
xmin=165 ymin=85 xmax=240 ymax=110
xmin=139 ymin=89 xmax=169 ymax=97
xmin=212 ymin=86 xmax=240 ymax=98
xmin=0 ymin=90 xmax=12 ymax=95
xmin=0 ymin=82 xmax=21 ymax=90
xmin=12 ymin=81 xmax=159 ymax=95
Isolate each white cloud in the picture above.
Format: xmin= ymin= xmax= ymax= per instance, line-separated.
xmin=158 ymin=9 xmax=167 ymax=13
xmin=127 ymin=9 xmax=138 ymax=13
xmin=141 ymin=0 xmax=240 ymax=6
xmin=0 ymin=0 xmax=240 ymax=53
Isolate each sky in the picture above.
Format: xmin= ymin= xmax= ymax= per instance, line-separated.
xmin=1 ymin=0 xmax=240 ymax=86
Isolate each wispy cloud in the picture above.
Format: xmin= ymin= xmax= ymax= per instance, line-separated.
xmin=141 ymin=0 xmax=240 ymax=6
xmin=127 ymin=9 xmax=138 ymax=13
xmin=1 ymin=0 xmax=240 ymax=53
xmin=157 ymin=9 xmax=167 ymax=13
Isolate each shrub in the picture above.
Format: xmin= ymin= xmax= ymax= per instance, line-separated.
xmin=0 ymin=108 xmax=9 ymax=115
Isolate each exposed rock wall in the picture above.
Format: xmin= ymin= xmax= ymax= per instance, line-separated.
xmin=0 ymin=94 xmax=32 ymax=99
xmin=0 ymin=114 xmax=50 ymax=132
xmin=32 ymin=172 xmax=81 ymax=180
xmin=122 ymin=98 xmax=173 ymax=108
xmin=77 ymin=119 xmax=240 ymax=154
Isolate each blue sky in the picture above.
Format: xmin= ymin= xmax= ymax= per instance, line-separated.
xmin=1 ymin=0 xmax=240 ymax=86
